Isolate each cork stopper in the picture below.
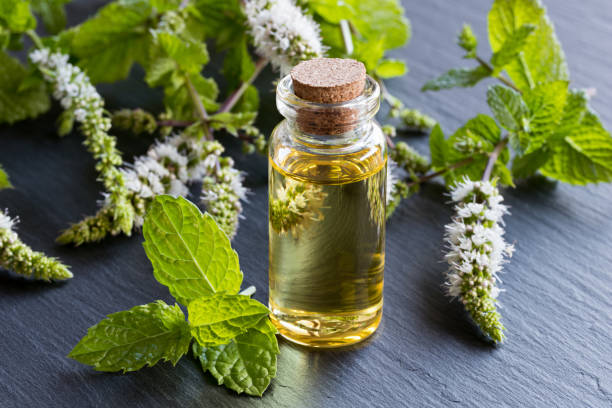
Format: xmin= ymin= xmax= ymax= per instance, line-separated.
xmin=289 ymin=58 xmax=366 ymax=135
xmin=291 ymin=58 xmax=366 ymax=103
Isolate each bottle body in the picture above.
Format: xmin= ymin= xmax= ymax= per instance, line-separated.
xmin=268 ymin=76 xmax=386 ymax=347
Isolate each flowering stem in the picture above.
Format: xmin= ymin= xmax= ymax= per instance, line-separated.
xmin=219 ymin=57 xmax=268 ymax=113
xmin=406 ymin=157 xmax=475 ymax=188
xmin=26 ymin=30 xmax=44 ymax=49
xmin=475 ymin=56 xmax=522 ymax=94
xmin=184 ymin=74 xmax=212 ymax=140
xmin=482 ymin=138 xmax=509 ymax=181
xmin=157 ymin=119 xmax=193 ymax=127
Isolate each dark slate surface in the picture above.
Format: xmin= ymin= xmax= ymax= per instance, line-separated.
xmin=1 ymin=0 xmax=611 ymax=407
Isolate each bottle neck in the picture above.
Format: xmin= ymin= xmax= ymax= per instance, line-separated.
xmin=276 ymin=74 xmax=380 ymax=148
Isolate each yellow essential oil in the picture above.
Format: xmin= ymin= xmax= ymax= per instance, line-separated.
xmin=268 ymin=58 xmax=386 ymax=347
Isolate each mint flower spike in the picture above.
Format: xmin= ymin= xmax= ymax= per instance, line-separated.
xmin=245 ymin=0 xmax=325 ymax=74
xmin=201 ymin=156 xmax=248 ymax=240
xmin=58 ymin=133 xmax=230 ymax=245
xmin=0 ymin=210 xmax=72 ymax=281
xmin=29 ymin=48 xmax=135 ymax=237
xmin=444 ymin=177 xmax=514 ymax=343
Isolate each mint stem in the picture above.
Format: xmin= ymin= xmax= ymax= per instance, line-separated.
xmin=482 ymin=137 xmax=509 ymax=181
xmin=219 ymin=58 xmax=268 ymax=113
xmin=475 ymin=56 xmax=522 ymax=94
xmin=185 ymin=74 xmax=212 ymax=140
xmin=26 ymin=30 xmax=44 ymax=49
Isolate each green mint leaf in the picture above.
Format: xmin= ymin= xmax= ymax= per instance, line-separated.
xmin=193 ymin=327 xmax=279 ymax=397
xmin=486 ymin=84 xmax=529 ymax=133
xmin=422 ymin=66 xmax=490 ymax=91
xmin=488 ymin=0 xmax=568 ymax=90
xmin=540 ymin=92 xmax=612 ymax=184
xmin=429 ymin=124 xmax=447 ymax=168
xmin=0 ymin=164 xmax=12 ymax=189
xmin=30 ymin=0 xmax=69 ymax=35
xmin=0 ymin=0 xmax=36 ymax=33
xmin=222 ymin=35 xmax=254 ymax=91
xmin=209 ymin=112 xmax=256 ymax=136
xmin=458 ymin=23 xmax=478 ymax=57
xmin=161 ymin=72 xmax=219 ymax=120
xmin=443 ymin=115 xmax=510 ymax=186
xmin=511 ymin=148 xmax=551 ymax=179
xmin=188 ymin=293 xmax=270 ymax=347
xmin=232 ymin=84 xmax=259 ymax=114
xmin=190 ymin=0 xmax=244 ymax=48
xmin=143 ymin=195 xmax=243 ymax=305
xmin=522 ymin=80 xmax=568 ymax=153
xmin=375 ymin=59 xmax=407 ymax=79
xmin=348 ymin=0 xmax=410 ymax=51
xmin=68 ymin=301 xmax=192 ymax=372
xmin=490 ymin=24 xmax=536 ymax=71
xmin=0 ymin=51 xmax=50 ymax=124
xmin=150 ymin=0 xmax=181 ymax=12
xmin=154 ymin=32 xmax=209 ymax=74
xmin=69 ymin=0 xmax=152 ymax=83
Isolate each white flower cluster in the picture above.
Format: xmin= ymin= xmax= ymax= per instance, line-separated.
xmin=201 ymin=157 xmax=248 ymax=239
xmin=30 ymin=48 xmax=133 ymax=237
xmin=120 ymin=133 xmax=224 ymax=227
xmin=245 ymin=0 xmax=325 ymax=73
xmin=0 ymin=211 xmax=14 ymax=231
xmin=444 ymin=177 xmax=514 ymax=342
xmin=30 ymin=48 xmax=109 ymax=132
xmin=0 ymin=210 xmax=72 ymax=281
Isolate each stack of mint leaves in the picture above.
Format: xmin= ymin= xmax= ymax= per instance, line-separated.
xmin=68 ymin=195 xmax=279 ymax=397
xmin=423 ymin=0 xmax=612 ymax=187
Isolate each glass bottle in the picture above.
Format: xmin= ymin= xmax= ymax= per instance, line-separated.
xmin=268 ymin=59 xmax=386 ymax=348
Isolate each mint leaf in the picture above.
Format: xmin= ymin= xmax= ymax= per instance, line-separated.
xmin=143 ymin=195 xmax=243 ymax=305
xmin=429 ymin=124 xmax=446 ymax=168
xmin=422 ymin=66 xmax=490 ymax=91
xmin=150 ymin=0 xmax=181 ymax=12
xmin=69 ymin=0 xmax=152 ymax=83
xmin=190 ymin=0 xmax=244 ymax=48
xmin=68 ymin=301 xmax=191 ymax=372
xmin=30 ymin=0 xmax=70 ymax=34
xmin=348 ymin=0 xmax=410 ymax=51
xmin=0 ymin=164 xmax=11 ymax=189
xmin=222 ymin=36 xmax=254 ymax=90
xmin=232 ymin=85 xmax=259 ymax=114
xmin=443 ymin=115 xmax=511 ymax=186
xmin=375 ymin=59 xmax=407 ymax=79
xmin=154 ymin=32 xmax=209 ymax=74
xmin=487 ymin=85 xmax=528 ymax=132
xmin=488 ymin=0 xmax=568 ymax=90
xmin=540 ymin=96 xmax=612 ymax=185
xmin=193 ymin=328 xmax=279 ymax=397
xmin=0 ymin=0 xmax=36 ymax=33
xmin=490 ymin=24 xmax=536 ymax=71
xmin=522 ymin=80 xmax=568 ymax=153
xmin=189 ymin=294 xmax=270 ymax=346
xmin=511 ymin=148 xmax=551 ymax=179
xmin=209 ymin=112 xmax=256 ymax=136
xmin=0 ymin=51 xmax=50 ymax=124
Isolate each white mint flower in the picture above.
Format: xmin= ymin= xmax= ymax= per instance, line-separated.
xmin=443 ymin=177 xmax=513 ymax=343
xmin=31 ymin=48 xmax=133 ymax=239
xmin=0 ymin=210 xmax=71 ymax=281
xmin=245 ymin=0 xmax=325 ymax=73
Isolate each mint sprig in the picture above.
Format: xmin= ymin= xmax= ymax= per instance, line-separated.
xmin=68 ymin=301 xmax=192 ymax=372
xmin=70 ymin=195 xmax=279 ymax=397
xmin=422 ymin=0 xmax=612 ymax=187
